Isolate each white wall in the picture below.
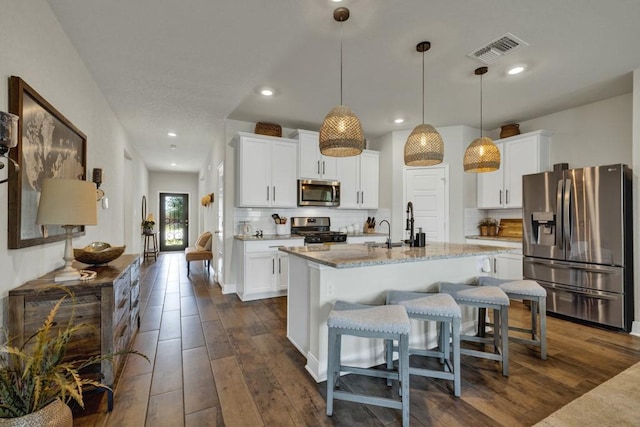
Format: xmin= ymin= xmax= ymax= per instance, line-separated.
xmin=633 ymin=70 xmax=640 ymax=335
xmin=0 ymin=1 xmax=148 ymax=327
xmin=518 ymin=93 xmax=632 ymax=168
xmin=148 ymin=171 xmax=199 ymax=247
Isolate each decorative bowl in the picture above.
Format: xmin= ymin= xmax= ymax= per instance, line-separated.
xmin=74 ymin=242 xmax=126 ymax=265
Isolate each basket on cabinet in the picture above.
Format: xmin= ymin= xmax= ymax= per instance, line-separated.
xmin=255 ymin=122 xmax=282 ymax=137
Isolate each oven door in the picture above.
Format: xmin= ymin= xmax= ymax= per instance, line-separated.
xmin=298 ymin=179 xmax=340 ymax=207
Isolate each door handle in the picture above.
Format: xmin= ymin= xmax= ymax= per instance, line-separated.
xmin=317 ymin=160 xmax=320 ymax=175
xmin=278 ymin=258 xmax=282 ymax=274
xmin=357 ymin=192 xmax=359 ymax=204
xmin=506 ymin=189 xmax=509 ymax=205
xmin=266 ymin=186 xmax=270 ymax=201
xmin=322 ymin=161 xmax=325 ymax=175
xmin=361 ymin=191 xmax=364 ymax=205
xmin=272 ymin=258 xmax=275 ymax=275
xmin=494 ymin=258 xmax=497 ymax=274
xmin=273 ymin=186 xmax=276 ymax=201
xmin=499 ymin=190 xmax=502 ymax=205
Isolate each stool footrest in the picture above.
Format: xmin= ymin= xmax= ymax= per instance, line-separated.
xmin=509 ymin=336 xmax=541 ymax=347
xmin=460 ymin=348 xmax=503 ymax=361
xmin=332 ymin=391 xmax=403 ymax=410
xmin=409 ymin=367 xmax=455 ymax=381
xmin=340 ymin=365 xmax=399 ymax=381
xmin=461 ymin=334 xmax=495 ymax=345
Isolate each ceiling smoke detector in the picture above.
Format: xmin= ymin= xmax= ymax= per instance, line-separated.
xmin=468 ymin=32 xmax=529 ymax=64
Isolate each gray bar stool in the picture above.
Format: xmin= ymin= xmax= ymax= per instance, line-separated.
xmin=476 ymin=276 xmax=547 ymax=360
xmin=438 ymin=282 xmax=510 ymax=376
xmin=326 ymin=300 xmax=411 ymax=427
xmin=385 ymin=291 xmax=462 ymax=396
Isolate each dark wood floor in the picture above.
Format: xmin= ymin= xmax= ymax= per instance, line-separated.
xmin=74 ymin=252 xmax=640 ymax=426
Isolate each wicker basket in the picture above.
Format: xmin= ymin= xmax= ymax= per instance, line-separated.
xmin=500 ymin=123 xmax=520 ymax=139
xmin=255 ymin=122 xmax=282 ymax=137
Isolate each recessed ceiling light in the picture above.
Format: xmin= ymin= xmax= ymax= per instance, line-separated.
xmin=171 ymin=162 xmax=177 ymax=166
xmin=507 ymin=65 xmax=525 ymax=75
xmin=168 ymin=132 xmax=177 ymax=137
xmin=170 ymin=144 xmax=177 ymax=150
xmin=261 ymin=89 xmax=274 ymax=96
xmin=331 ymin=0 xmax=343 ymax=3
xmin=394 ymin=118 xmax=405 ymax=124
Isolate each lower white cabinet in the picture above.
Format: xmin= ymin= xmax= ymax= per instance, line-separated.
xmin=346 ymin=235 xmax=388 ymax=245
xmin=237 ymin=238 xmax=303 ymax=301
xmin=465 ymin=238 xmax=523 ymax=280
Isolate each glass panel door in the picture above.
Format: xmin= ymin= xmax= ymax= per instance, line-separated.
xmin=160 ymin=193 xmax=188 ymax=251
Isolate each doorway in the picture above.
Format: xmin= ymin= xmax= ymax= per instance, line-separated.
xmin=405 ymin=166 xmax=449 ymax=242
xmin=159 ymin=192 xmax=189 ymax=252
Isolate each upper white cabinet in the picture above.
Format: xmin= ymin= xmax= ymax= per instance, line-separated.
xmin=477 ymin=130 xmax=551 ymax=209
xmin=234 ymin=132 xmax=297 ymax=208
xmin=336 ymin=150 xmax=379 ymax=209
xmin=291 ymin=129 xmax=338 ymax=180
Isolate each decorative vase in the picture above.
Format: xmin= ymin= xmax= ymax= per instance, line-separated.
xmin=480 ymin=226 xmax=489 ymax=236
xmin=143 ymin=226 xmax=154 ymax=235
xmin=0 ymin=399 xmax=73 ymax=427
xmin=488 ymin=226 xmax=498 ymax=236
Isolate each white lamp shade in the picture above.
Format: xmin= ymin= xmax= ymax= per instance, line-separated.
xmin=36 ymin=178 xmax=98 ymax=226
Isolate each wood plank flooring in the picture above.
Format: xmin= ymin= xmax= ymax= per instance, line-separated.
xmin=73 ymin=253 xmax=640 ymax=426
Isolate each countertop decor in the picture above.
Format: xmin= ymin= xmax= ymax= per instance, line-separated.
xmin=74 ymin=242 xmax=125 ymax=265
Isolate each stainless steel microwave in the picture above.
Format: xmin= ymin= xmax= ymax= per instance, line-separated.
xmin=297 ymin=179 xmax=340 ymax=207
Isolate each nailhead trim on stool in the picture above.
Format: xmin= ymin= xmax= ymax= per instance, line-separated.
xmin=326 ymin=300 xmax=411 ymax=427
xmin=386 ymin=291 xmax=462 ymax=396
xmin=439 ymin=282 xmax=510 ymax=376
xmin=476 ymin=276 xmax=547 ymax=360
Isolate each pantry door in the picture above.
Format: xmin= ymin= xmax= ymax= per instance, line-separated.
xmin=405 ymin=166 xmax=448 ymax=242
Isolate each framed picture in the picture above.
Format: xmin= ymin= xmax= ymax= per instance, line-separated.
xmin=7 ymin=76 xmax=87 ymax=249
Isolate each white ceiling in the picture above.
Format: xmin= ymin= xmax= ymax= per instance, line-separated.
xmin=46 ymin=0 xmax=640 ymax=172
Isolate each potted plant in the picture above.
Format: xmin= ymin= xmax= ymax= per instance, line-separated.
xmin=141 ymin=213 xmax=155 ymax=234
xmin=0 ymin=290 xmax=147 ymax=426
xmin=488 ymin=218 xmax=500 ymax=236
xmin=478 ymin=218 xmax=492 ymax=236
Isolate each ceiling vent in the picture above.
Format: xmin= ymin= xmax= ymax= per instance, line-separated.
xmin=468 ymin=32 xmax=529 ymax=64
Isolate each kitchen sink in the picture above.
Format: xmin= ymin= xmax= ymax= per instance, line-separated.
xmin=366 ymin=242 xmax=405 ymax=249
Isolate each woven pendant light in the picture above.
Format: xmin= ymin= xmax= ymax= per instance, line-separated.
xmin=319 ymin=7 xmax=364 ymax=157
xmin=404 ymin=41 xmax=444 ymax=166
xmin=464 ymin=67 xmax=501 ymax=173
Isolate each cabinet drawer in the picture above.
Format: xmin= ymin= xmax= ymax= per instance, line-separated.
xmin=23 ymin=294 xmax=101 ymax=359
xmin=245 ymin=239 xmax=303 ymax=253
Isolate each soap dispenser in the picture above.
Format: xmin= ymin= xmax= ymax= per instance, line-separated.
xmin=414 ymin=227 xmax=426 ymax=247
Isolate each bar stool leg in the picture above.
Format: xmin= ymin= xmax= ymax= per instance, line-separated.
xmin=539 ymin=297 xmax=547 ymax=360
xmin=385 ymin=339 xmax=394 ymax=387
xmin=500 ymin=306 xmax=509 ymax=376
xmin=399 ymin=333 xmax=410 ymax=427
xmin=452 ymin=316 xmax=461 ymax=397
xmin=326 ymin=328 xmax=338 ymax=416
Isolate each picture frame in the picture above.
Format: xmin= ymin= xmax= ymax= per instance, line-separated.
xmin=7 ymin=76 xmax=87 ymax=249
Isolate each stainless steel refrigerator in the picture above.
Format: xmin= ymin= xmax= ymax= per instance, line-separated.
xmin=522 ymin=164 xmax=633 ymax=331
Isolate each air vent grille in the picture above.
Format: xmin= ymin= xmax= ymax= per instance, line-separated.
xmin=468 ymin=33 xmax=529 ymax=64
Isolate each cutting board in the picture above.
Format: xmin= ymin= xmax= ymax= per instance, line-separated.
xmin=498 ymin=218 xmax=523 ymax=237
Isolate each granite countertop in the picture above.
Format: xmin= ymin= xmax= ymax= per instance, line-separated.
xmin=466 ymin=235 xmax=522 ymax=243
xmin=234 ymin=234 xmax=305 ymax=241
xmin=280 ymin=242 xmax=519 ymax=269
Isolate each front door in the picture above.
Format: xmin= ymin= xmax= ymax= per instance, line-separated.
xmin=160 ymin=193 xmax=188 ymax=252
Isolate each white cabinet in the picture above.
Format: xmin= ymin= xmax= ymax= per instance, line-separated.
xmin=336 ymin=150 xmax=379 ymax=209
xmin=291 ymin=129 xmax=338 ymax=180
xmin=477 ymin=130 xmax=551 ymax=209
xmin=234 ymin=132 xmax=297 ymax=208
xmin=347 ymin=235 xmax=388 ymax=245
xmin=465 ymin=238 xmax=523 ymax=280
xmin=237 ymin=238 xmax=304 ymax=301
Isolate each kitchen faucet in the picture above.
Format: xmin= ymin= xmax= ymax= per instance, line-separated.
xmin=406 ymin=201 xmax=415 ymax=247
xmin=379 ymin=220 xmax=391 ymax=249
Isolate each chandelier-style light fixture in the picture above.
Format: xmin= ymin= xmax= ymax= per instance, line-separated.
xmin=463 ymin=66 xmax=501 ymax=173
xmin=404 ymin=41 xmax=444 ymax=166
xmin=319 ymin=7 xmax=365 ymax=157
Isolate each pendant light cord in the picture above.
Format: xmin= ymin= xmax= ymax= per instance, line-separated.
xmin=422 ymin=49 xmax=425 ymax=125
xmin=339 ymin=23 xmax=343 ymax=106
xmin=480 ymin=73 xmax=483 ymax=138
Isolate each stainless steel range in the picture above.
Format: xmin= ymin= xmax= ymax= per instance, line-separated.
xmin=290 ymin=217 xmax=347 ymax=244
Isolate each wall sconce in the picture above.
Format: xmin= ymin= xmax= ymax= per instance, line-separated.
xmin=0 ymin=111 xmax=19 ymax=184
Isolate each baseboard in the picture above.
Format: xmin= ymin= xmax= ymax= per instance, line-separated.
xmin=219 ymin=281 xmax=236 ymax=295
xmin=631 ymin=320 xmax=640 ymax=337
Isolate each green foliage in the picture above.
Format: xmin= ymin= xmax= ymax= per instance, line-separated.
xmin=0 ymin=289 xmax=148 ymax=418
xmin=478 ymin=218 xmax=499 ymax=227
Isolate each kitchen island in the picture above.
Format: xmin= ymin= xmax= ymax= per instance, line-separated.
xmin=280 ymin=242 xmax=519 ymax=382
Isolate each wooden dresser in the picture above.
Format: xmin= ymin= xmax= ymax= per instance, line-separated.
xmin=8 ymin=254 xmax=141 ymax=410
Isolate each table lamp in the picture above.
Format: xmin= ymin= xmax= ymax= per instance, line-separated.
xmin=36 ymin=178 xmax=98 ymax=282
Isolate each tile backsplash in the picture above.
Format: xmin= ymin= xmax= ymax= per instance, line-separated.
xmin=464 ymin=208 xmax=522 ymax=236
xmin=234 ymin=207 xmax=391 ymax=235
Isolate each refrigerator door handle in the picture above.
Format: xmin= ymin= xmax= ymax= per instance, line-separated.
xmin=563 ymin=178 xmax=572 ymax=254
xmin=556 ymin=179 xmax=564 ymax=250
